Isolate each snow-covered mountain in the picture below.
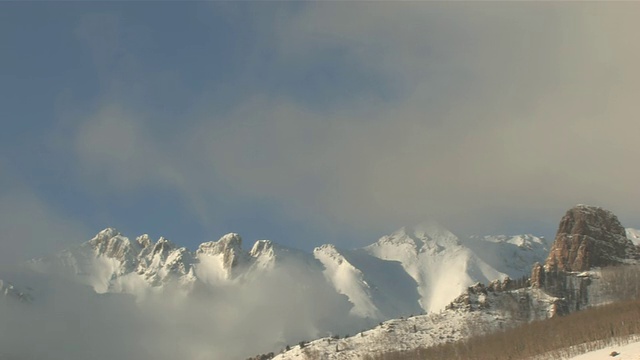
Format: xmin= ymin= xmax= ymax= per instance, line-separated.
xmin=29 ymin=228 xmax=319 ymax=298
xmin=5 ymin=206 xmax=635 ymax=360
xmin=27 ymin=224 xmax=548 ymax=319
xmin=2 ymin=223 xmax=550 ymax=359
xmin=363 ymin=223 xmax=548 ymax=312
xmin=269 ymin=206 xmax=639 ymax=360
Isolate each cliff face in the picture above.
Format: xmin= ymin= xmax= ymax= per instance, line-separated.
xmin=528 ymin=205 xmax=639 ymax=315
xmin=544 ymin=205 xmax=635 ymax=272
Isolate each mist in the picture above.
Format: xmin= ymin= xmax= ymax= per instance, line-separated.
xmin=0 ymin=260 xmax=367 ymax=360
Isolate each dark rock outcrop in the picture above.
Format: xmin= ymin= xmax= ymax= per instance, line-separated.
xmin=544 ymin=205 xmax=635 ymax=272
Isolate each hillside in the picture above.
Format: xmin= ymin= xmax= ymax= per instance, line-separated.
xmin=268 ymin=205 xmax=640 ymax=360
xmin=362 ymin=287 xmax=640 ymax=360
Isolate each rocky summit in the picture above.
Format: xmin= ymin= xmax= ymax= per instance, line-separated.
xmin=544 ymin=205 xmax=636 ymax=272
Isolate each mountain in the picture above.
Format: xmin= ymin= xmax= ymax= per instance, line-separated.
xmin=272 ymin=205 xmax=640 ymax=359
xmin=4 ymin=222 xmax=549 ymax=360
xmin=29 ymin=228 xmax=319 ymax=297
xmin=363 ymin=223 xmax=548 ymax=312
xmin=27 ymin=223 xmax=548 ymax=318
xmin=545 ymin=205 xmax=637 ymax=272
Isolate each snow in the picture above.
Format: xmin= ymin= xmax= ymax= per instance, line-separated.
xmin=30 ymin=224 xmax=545 ymax=320
xmin=272 ymin=287 xmax=561 ymax=360
xmin=363 ymin=224 xmax=544 ymax=313
xmin=314 ymin=245 xmax=382 ymax=319
xmin=464 ymin=234 xmax=549 ymax=280
xmin=272 ymin=309 xmax=501 ymax=360
xmin=564 ymin=336 xmax=640 ymax=359
xmin=626 ymin=228 xmax=640 ymax=246
xmin=22 ymin=224 xmax=551 ymax=359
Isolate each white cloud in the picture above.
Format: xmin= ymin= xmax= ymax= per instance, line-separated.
xmin=0 ymin=260 xmax=359 ymax=360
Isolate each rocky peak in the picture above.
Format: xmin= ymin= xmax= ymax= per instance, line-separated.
xmin=197 ymin=233 xmax=247 ymax=271
xmin=412 ymin=222 xmax=460 ymax=246
xmin=250 ymin=240 xmax=274 ymax=258
xmin=544 ymin=205 xmax=635 ymax=272
xmin=94 ymin=227 xmax=120 ymax=240
xmin=88 ymin=228 xmax=139 ymax=264
xmin=151 ymin=237 xmax=176 ymax=259
xmin=313 ymin=244 xmax=341 ymax=259
xmin=136 ymin=234 xmax=153 ymax=248
xmin=372 ymin=222 xmax=460 ymax=255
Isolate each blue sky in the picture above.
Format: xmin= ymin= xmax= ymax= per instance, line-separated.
xmin=2 ymin=2 xmax=640 ymax=264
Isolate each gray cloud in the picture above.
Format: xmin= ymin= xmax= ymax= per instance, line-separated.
xmin=73 ymin=104 xmax=185 ymax=192
xmin=0 ymin=187 xmax=91 ymax=268
xmin=68 ymin=3 xmax=640 ymax=245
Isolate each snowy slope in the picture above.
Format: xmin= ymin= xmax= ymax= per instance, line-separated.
xmin=568 ymin=337 xmax=640 ymax=360
xmin=313 ymin=245 xmax=422 ymax=319
xmin=272 ymin=286 xmax=561 ymax=360
xmin=363 ymin=223 xmax=532 ymax=312
xmin=464 ymin=234 xmax=549 ymax=280
xmin=626 ymin=228 xmax=640 ymax=246
xmin=272 ymin=263 xmax=633 ymax=360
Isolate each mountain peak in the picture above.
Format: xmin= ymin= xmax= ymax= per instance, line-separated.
xmin=96 ymin=227 xmax=120 ymax=238
xmin=411 ymin=221 xmax=459 ymax=246
xmin=250 ymin=239 xmax=274 ymax=258
xmin=88 ymin=228 xmax=137 ymax=263
xmin=136 ymin=234 xmax=153 ymax=248
xmin=197 ymin=233 xmax=243 ymax=256
xmin=545 ymin=205 xmax=635 ymax=272
xmin=196 ymin=233 xmax=247 ymax=275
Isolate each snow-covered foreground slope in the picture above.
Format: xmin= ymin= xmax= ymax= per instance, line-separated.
xmin=568 ymin=337 xmax=640 ymax=360
xmin=272 ymin=264 xmax=632 ymax=360
xmin=273 ymin=286 xmax=560 ymax=360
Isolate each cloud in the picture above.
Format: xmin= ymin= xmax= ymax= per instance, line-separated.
xmin=67 ymin=3 xmax=640 ymax=245
xmin=0 ymin=260 xmax=360 ymax=360
xmin=73 ymin=104 xmax=185 ymax=192
xmin=0 ymin=186 xmax=91 ymax=268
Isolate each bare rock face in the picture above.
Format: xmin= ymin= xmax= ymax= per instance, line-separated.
xmin=544 ymin=205 xmax=635 ymax=272
xmin=197 ymin=233 xmax=248 ymax=277
xmin=530 ymin=262 xmax=545 ymax=288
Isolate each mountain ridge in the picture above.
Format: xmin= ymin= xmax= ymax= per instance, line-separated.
xmin=4 ymin=208 xmax=638 ymax=360
xmin=24 ymin=222 xmax=549 ymax=319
